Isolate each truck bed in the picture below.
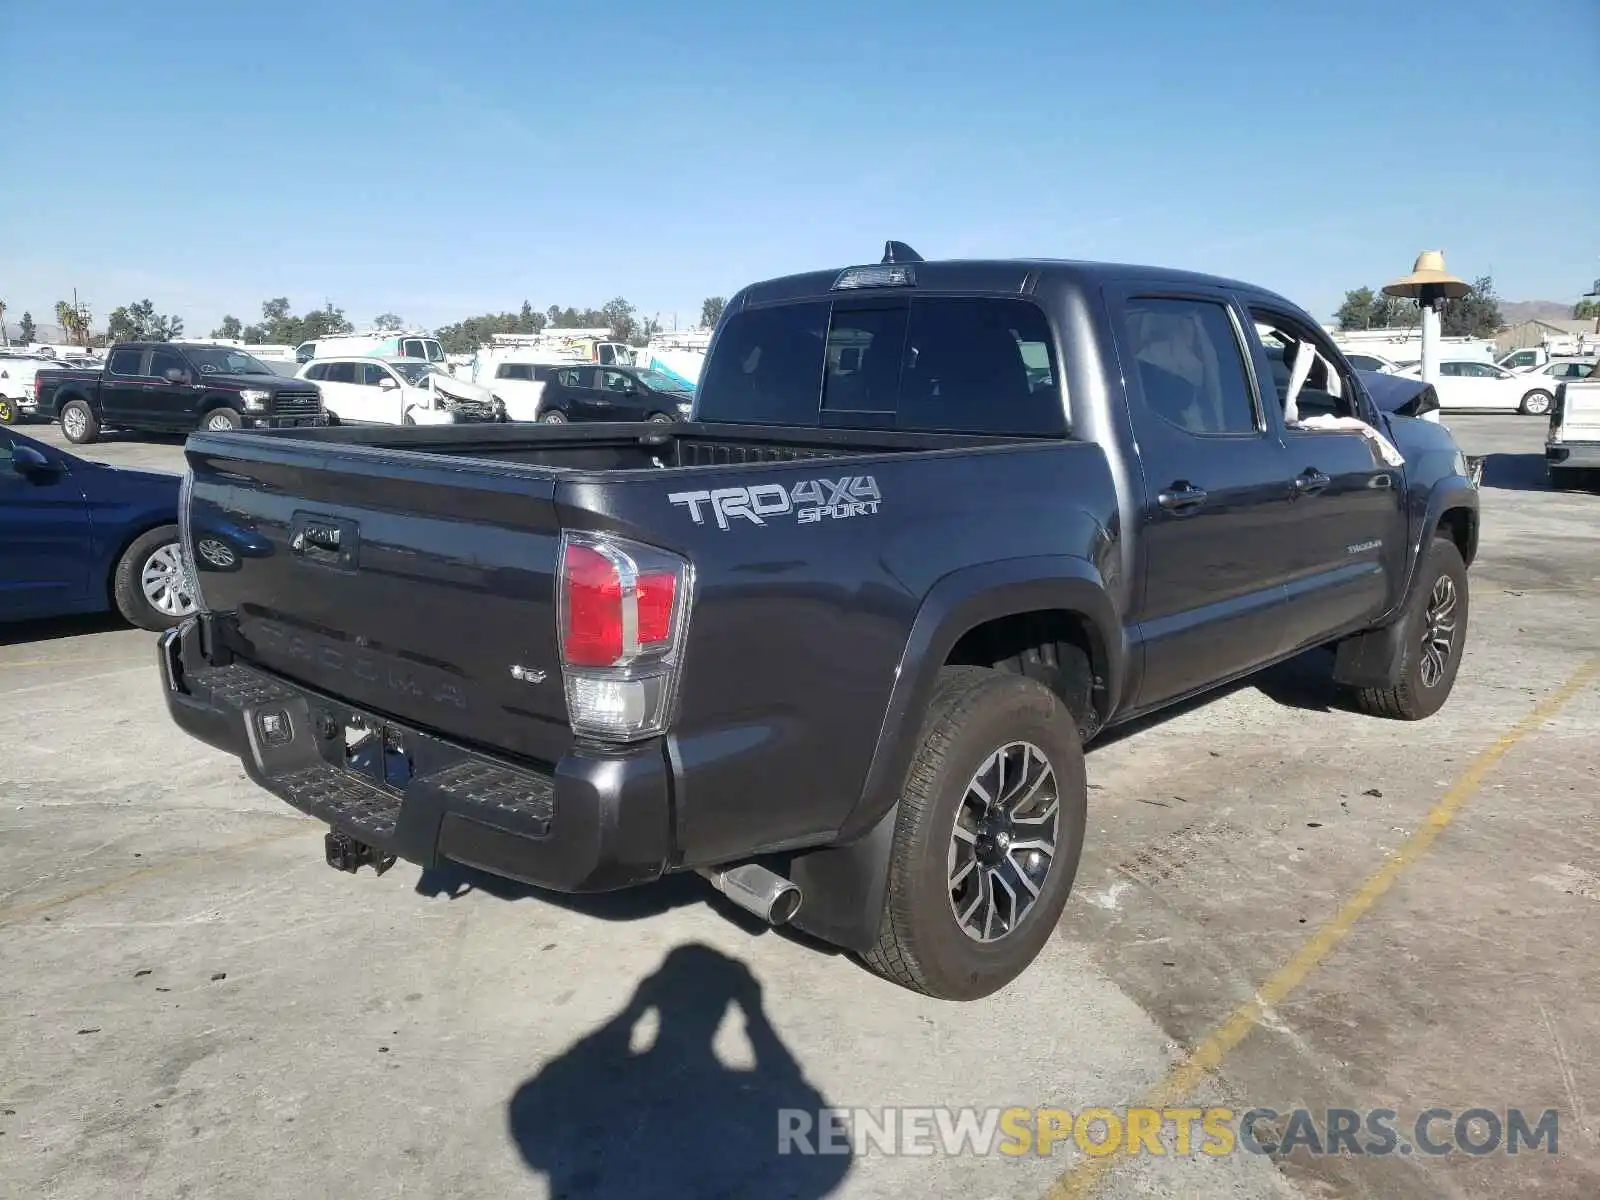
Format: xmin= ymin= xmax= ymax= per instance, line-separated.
xmin=211 ymin=419 xmax=1035 ymax=473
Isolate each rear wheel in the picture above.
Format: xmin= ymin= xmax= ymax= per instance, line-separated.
xmin=541 ymin=410 xmax=567 ymax=424
xmin=0 ymin=396 xmax=17 ymax=425
xmin=1351 ymin=535 xmax=1468 ymax=720
xmin=113 ymin=525 xmax=198 ymax=632
xmin=862 ymin=667 xmax=1088 ymax=1000
xmin=1520 ymin=390 xmax=1553 ymax=416
xmin=60 ymin=399 xmax=99 ymax=444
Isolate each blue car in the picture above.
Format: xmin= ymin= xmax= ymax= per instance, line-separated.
xmin=1 ymin=428 xmax=197 ymax=630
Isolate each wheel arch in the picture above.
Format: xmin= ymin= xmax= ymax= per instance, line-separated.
xmin=786 ymin=558 xmax=1123 ymax=954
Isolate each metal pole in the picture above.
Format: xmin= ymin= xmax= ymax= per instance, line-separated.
xmin=1420 ymin=303 xmax=1440 ymax=385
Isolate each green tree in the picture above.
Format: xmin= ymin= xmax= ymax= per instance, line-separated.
xmin=601 ymin=296 xmax=637 ymax=343
xmin=516 ymin=300 xmax=544 ymax=334
xmin=1335 ymin=287 xmax=1377 ymax=331
xmin=374 ymin=312 xmax=404 ymax=331
xmin=212 ymin=315 xmax=243 ymax=339
xmin=1439 ymin=275 xmax=1503 ymax=338
xmin=1575 ymin=299 xmax=1600 ymax=321
xmin=240 ymin=297 xmax=353 ymax=346
xmin=106 ymin=299 xmax=184 ymax=342
xmin=18 ymin=311 xmax=36 ymax=343
xmin=700 ymin=296 xmax=726 ymax=328
xmin=55 ymin=299 xmax=91 ymax=345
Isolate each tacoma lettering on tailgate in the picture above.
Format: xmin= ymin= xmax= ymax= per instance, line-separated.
xmin=668 ymin=475 xmax=881 ymax=530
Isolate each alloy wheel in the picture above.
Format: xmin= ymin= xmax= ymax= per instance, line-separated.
xmin=140 ymin=544 xmax=198 ymax=617
xmin=948 ymin=741 xmax=1060 ymax=942
xmin=1418 ymin=575 xmax=1458 ymax=688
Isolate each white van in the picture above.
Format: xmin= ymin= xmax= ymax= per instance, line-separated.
xmin=297 ymin=357 xmax=499 ymax=425
xmin=296 ymin=331 xmax=447 ymax=366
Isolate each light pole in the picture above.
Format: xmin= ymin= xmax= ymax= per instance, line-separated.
xmin=1383 ymin=251 xmax=1470 ymax=385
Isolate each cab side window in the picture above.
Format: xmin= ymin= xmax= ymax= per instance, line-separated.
xmin=149 ymin=349 xmax=187 ymax=380
xmin=1246 ymin=308 xmax=1361 ymax=422
xmin=1121 ymin=297 xmax=1258 ymax=435
xmin=108 ymin=348 xmax=143 ymax=376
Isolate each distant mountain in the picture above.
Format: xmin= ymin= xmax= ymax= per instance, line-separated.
xmin=2 ymin=321 xmax=68 ymax=343
xmin=1501 ymin=300 xmax=1578 ymax=325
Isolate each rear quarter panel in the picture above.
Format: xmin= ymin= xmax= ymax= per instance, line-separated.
xmin=557 ymin=440 xmax=1120 ymax=865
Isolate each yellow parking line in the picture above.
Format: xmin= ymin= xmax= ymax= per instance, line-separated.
xmin=0 ymin=823 xmax=317 ymax=927
xmin=1045 ymin=654 xmax=1600 ymax=1200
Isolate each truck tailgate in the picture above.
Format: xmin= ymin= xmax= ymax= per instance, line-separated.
xmin=1558 ymin=382 xmax=1600 ymax=442
xmin=184 ymin=439 xmax=573 ymax=763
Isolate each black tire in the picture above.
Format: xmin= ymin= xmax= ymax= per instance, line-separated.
xmin=1351 ymin=535 xmax=1469 ymax=721
xmin=112 ymin=525 xmax=198 ymax=632
xmin=325 ymin=411 xmax=342 ymax=427
xmin=201 ymin=407 xmax=242 ymax=432
xmin=541 ymin=410 xmax=567 ymax=424
xmin=1520 ymin=390 xmax=1554 ymax=416
xmin=648 ymin=412 xmax=673 ymax=423
xmin=59 ymin=398 xmax=99 ymax=444
xmin=0 ymin=396 xmax=17 ymax=425
xmin=862 ymin=666 xmax=1088 ymax=1001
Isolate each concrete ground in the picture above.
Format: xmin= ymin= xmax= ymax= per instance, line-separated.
xmin=2 ymin=414 xmax=1596 ymax=1200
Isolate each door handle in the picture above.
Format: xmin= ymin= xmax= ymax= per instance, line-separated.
xmin=1293 ymin=469 xmax=1331 ymax=497
xmin=1157 ymin=483 xmax=1208 ymax=514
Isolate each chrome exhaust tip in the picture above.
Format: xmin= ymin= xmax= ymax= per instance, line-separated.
xmin=697 ymin=863 xmax=802 ymax=925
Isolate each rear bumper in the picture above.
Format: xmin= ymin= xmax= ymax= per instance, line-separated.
xmin=158 ymin=618 xmax=672 ymax=892
xmin=1547 ymin=441 xmax=1600 ymax=469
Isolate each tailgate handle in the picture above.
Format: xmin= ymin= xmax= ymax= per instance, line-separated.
xmin=290 ymin=513 xmax=359 ymax=570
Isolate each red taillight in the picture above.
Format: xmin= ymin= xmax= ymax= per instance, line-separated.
xmin=635 ymin=571 xmax=677 ymax=645
xmin=559 ymin=536 xmax=686 ymax=668
xmin=563 ymin=543 xmax=625 ymax=666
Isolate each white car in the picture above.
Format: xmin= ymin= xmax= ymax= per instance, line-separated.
xmin=1398 ymin=359 xmax=1561 ymax=416
xmin=297 ymin=356 xmax=500 ymax=426
xmin=483 ymin=360 xmax=570 ymax=421
xmin=1341 ymin=351 xmax=1403 ymax=374
xmin=0 ymin=353 xmax=74 ymax=423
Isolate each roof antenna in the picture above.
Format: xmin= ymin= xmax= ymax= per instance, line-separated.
xmin=882 ymin=240 xmax=923 ymax=264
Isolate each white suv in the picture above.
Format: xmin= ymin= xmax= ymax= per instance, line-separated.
xmin=297 ymin=357 xmax=499 ymax=425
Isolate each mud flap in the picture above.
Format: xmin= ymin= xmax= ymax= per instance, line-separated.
xmin=784 ymin=802 xmax=899 ymax=954
xmin=1331 ymin=609 xmax=1414 ymax=689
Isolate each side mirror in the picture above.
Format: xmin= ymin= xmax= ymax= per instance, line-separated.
xmin=379 ymin=376 xmax=399 ymax=390
xmin=11 ymin=444 xmax=52 ymax=475
xmin=164 ymin=367 xmax=188 ymax=384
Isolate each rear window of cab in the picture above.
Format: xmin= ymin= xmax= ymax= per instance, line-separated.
xmin=695 ymin=296 xmax=1064 ymax=436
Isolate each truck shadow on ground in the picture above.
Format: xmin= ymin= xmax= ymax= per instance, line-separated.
xmin=1478 ymin=451 xmax=1554 ymax=492
xmin=1091 ymin=649 xmax=1348 ymax=748
xmin=414 ymin=862 xmax=796 ymax=941
xmin=0 ymin=611 xmax=130 ymax=648
xmin=506 ymin=941 xmax=852 ymax=1199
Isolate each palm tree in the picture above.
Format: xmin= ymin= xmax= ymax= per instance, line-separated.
xmin=0 ymin=298 xmax=8 ymax=347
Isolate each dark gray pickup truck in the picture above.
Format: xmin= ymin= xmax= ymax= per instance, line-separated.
xmin=160 ymin=245 xmax=1479 ymax=1000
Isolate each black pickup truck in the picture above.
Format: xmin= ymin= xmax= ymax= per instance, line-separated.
xmin=35 ymin=342 xmax=325 ymax=444
xmin=160 ymin=245 xmax=1478 ymax=1000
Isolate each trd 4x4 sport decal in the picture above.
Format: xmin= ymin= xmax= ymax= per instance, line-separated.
xmin=667 ymin=475 xmax=881 ymax=530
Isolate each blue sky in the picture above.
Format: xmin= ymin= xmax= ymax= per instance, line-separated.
xmin=3 ymin=0 xmax=1596 ymax=337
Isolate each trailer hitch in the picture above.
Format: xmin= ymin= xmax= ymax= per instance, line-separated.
xmin=324 ymin=830 xmax=397 ymax=876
